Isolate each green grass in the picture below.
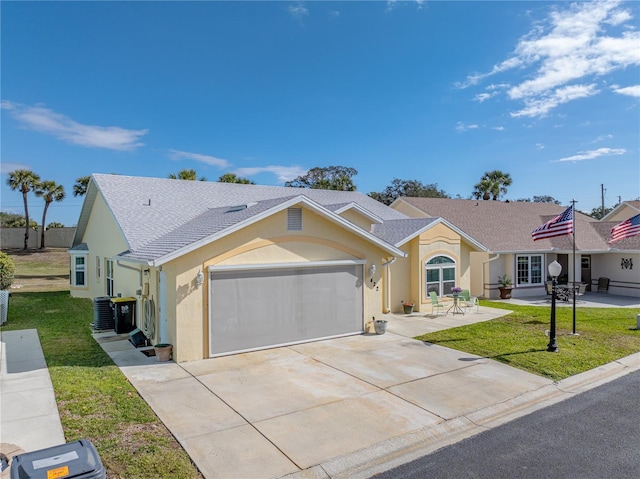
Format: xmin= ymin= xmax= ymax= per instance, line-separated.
xmin=2 ymin=291 xmax=203 ymax=479
xmin=417 ymin=301 xmax=640 ymax=381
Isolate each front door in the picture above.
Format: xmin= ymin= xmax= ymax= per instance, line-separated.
xmin=581 ymin=255 xmax=592 ymax=291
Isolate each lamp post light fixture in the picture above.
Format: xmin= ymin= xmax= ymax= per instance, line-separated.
xmin=547 ymin=260 xmax=562 ymax=353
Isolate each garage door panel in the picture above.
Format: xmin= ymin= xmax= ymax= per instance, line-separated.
xmin=210 ymin=265 xmax=363 ymax=356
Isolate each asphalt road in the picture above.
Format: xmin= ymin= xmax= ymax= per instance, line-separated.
xmin=375 ymin=370 xmax=640 ymax=479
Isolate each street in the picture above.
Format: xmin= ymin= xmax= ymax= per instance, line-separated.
xmin=375 ymin=370 xmax=640 ymax=479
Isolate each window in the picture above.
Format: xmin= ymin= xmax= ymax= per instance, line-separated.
xmin=106 ymin=259 xmax=114 ymax=297
xmin=425 ymin=255 xmax=456 ymax=297
xmin=70 ymin=254 xmax=87 ymax=287
xmin=516 ymin=254 xmax=543 ymax=286
xmin=96 ymin=257 xmax=101 ymax=280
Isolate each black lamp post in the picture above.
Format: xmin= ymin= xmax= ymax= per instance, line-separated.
xmin=547 ymin=260 xmax=562 ymax=353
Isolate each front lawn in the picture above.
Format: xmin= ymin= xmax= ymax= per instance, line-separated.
xmin=1 ymin=291 xmax=203 ymax=479
xmin=417 ymin=301 xmax=640 ymax=381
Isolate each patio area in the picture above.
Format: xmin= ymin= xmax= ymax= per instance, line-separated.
xmin=495 ymin=292 xmax=640 ymax=309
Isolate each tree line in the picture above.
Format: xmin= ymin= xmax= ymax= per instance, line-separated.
xmin=3 ymin=166 xmax=611 ymax=250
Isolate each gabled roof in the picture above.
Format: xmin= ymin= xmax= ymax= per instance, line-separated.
xmin=601 ymin=200 xmax=640 ymax=221
xmin=74 ymin=174 xmax=409 ymax=265
xmin=371 ymin=217 xmax=488 ymax=251
xmin=393 ymin=197 xmax=640 ymax=253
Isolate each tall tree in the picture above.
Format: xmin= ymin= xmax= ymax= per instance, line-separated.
xmin=6 ymin=169 xmax=41 ymax=249
xmin=285 ymin=166 xmax=357 ymax=191
xmin=369 ymin=178 xmax=450 ymax=205
xmin=73 ymin=176 xmax=90 ymax=197
xmin=472 ymin=170 xmax=512 ymax=201
xmin=169 ymin=169 xmax=206 ymax=181
xmin=218 ymin=173 xmax=255 ymax=184
xmin=34 ymin=180 xmax=66 ymax=248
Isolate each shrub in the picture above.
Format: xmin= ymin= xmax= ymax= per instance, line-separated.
xmin=0 ymin=252 xmax=15 ymax=290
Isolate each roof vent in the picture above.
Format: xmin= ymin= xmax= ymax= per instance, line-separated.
xmin=287 ymin=207 xmax=302 ymax=230
xmin=226 ymin=202 xmax=257 ymax=213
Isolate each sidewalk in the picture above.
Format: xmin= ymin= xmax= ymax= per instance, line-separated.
xmin=0 ymin=329 xmax=65 ymax=475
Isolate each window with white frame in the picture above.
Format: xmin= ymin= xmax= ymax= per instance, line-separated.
xmin=106 ymin=259 xmax=114 ymax=297
xmin=71 ymin=253 xmax=88 ymax=287
xmin=516 ymin=254 xmax=543 ymax=286
xmin=425 ymin=255 xmax=456 ymax=297
xmin=96 ymin=257 xmax=101 ymax=280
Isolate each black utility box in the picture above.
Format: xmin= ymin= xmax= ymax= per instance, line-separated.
xmin=111 ymin=297 xmax=136 ymax=334
xmin=10 ymin=439 xmax=105 ymax=479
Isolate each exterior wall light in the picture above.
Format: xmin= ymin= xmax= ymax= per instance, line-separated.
xmin=196 ymin=270 xmax=204 ymax=288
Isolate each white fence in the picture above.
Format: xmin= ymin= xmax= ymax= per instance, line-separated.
xmin=1 ymin=227 xmax=76 ymax=249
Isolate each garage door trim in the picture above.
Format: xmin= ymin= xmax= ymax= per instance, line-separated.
xmin=209 ymin=259 xmax=366 ymax=273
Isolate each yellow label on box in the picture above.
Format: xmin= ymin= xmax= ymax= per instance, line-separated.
xmin=47 ymin=465 xmax=69 ymax=479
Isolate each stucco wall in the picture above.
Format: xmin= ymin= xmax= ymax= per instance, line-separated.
xmin=591 ymin=252 xmax=640 ymax=297
xmin=164 ymin=205 xmax=391 ymax=362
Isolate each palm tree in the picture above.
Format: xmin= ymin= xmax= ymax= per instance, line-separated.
xmin=169 ymin=169 xmax=206 ymax=181
xmin=472 ymin=170 xmax=512 ymax=201
xmin=6 ymin=169 xmax=41 ymax=249
xmin=218 ymin=173 xmax=255 ymax=184
xmin=73 ymin=176 xmax=90 ymax=197
xmin=34 ymin=180 xmax=66 ymax=248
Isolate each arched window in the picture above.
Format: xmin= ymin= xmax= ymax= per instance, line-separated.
xmin=425 ymin=255 xmax=456 ymax=297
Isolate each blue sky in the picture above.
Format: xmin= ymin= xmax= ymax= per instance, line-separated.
xmin=2 ymin=0 xmax=639 ymax=227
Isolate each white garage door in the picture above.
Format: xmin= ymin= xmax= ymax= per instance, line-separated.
xmin=209 ymin=262 xmax=364 ymax=357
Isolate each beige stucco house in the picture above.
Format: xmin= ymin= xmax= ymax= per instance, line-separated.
xmin=70 ymin=174 xmax=487 ymax=362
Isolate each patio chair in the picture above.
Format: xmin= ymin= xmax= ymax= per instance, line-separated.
xmin=429 ymin=291 xmax=446 ymax=316
xmin=577 ymin=283 xmax=587 ymax=297
xmin=597 ymin=277 xmax=609 ymax=294
xmin=459 ymin=289 xmax=479 ymax=313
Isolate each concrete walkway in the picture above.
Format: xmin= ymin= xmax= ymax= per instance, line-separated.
xmin=0 ymin=329 xmax=65 ymax=476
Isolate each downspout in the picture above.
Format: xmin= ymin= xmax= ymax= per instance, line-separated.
xmin=382 ymin=257 xmax=397 ymax=313
xmin=482 ymin=253 xmax=500 ymax=299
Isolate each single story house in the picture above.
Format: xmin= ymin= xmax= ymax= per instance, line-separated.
xmin=69 ymin=174 xmax=639 ymax=362
xmin=391 ymin=197 xmax=640 ymax=300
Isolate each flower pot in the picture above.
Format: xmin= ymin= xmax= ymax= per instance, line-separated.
xmin=373 ymin=320 xmax=387 ymax=335
xmin=154 ymin=343 xmax=173 ymax=362
xmin=499 ymin=287 xmax=513 ymax=299
xmin=402 ymin=304 xmax=414 ymax=314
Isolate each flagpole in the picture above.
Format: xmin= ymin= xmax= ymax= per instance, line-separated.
xmin=571 ymin=199 xmax=578 ymax=336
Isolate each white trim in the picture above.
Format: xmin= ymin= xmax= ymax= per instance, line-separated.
xmin=333 ymin=202 xmax=383 ymax=224
xmin=209 ymin=259 xmax=367 ymax=273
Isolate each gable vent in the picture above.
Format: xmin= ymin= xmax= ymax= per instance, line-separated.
xmin=287 ymin=207 xmax=302 ymax=230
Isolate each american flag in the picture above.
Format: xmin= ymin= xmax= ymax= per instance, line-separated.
xmin=609 ymin=213 xmax=640 ymax=244
xmin=532 ymin=206 xmax=574 ymax=241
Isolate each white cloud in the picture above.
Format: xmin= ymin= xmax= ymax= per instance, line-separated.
xmin=168 ymin=149 xmax=230 ymax=168
xmin=234 ymin=165 xmax=308 ymax=183
xmin=511 ymin=83 xmax=599 ymax=118
xmin=455 ymin=121 xmax=479 ymax=132
xmin=591 ymin=134 xmax=614 ymax=143
xmin=474 ymin=91 xmax=498 ymax=103
xmin=613 ymin=84 xmax=640 ymax=97
xmin=460 ymin=0 xmax=640 ymax=117
xmin=536 ymin=143 xmax=545 ymax=150
xmin=1 ymin=100 xmax=147 ymax=151
xmin=553 ymin=147 xmax=626 ymax=163
xmin=492 ymin=126 xmax=505 ymax=131
xmin=288 ymin=2 xmax=309 ymax=21
xmin=0 ymin=161 xmax=29 ymax=175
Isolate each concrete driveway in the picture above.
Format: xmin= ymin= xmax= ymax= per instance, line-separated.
xmin=96 ymin=306 xmax=573 ymax=479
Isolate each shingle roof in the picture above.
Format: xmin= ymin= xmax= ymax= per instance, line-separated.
xmin=397 ymin=198 xmax=640 ymax=253
xmin=78 ymin=174 xmax=410 ymax=263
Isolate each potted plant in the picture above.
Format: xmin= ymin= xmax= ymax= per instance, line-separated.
xmin=0 ymin=252 xmax=15 ymax=325
xmin=154 ymin=343 xmax=173 ymax=362
xmin=373 ymin=317 xmax=387 ymax=335
xmin=401 ymin=301 xmax=414 ymax=314
xmin=498 ymin=274 xmax=513 ymax=299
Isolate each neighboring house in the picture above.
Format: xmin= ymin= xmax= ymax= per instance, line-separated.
xmin=391 ymin=197 xmax=640 ymax=300
xmin=69 ymin=175 xmax=639 ymax=362
xmin=601 ymin=200 xmax=640 ymax=222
